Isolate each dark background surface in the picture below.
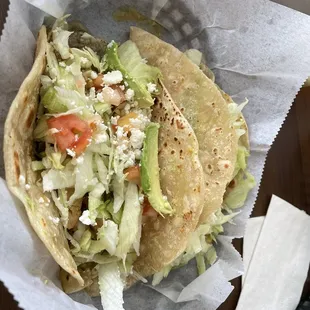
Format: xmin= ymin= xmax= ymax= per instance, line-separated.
xmin=0 ymin=0 xmax=310 ymax=309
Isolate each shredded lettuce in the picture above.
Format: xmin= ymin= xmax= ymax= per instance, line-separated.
xmin=51 ymin=191 xmax=69 ymax=227
xmin=68 ymin=152 xmax=98 ymax=205
xmin=71 ymin=47 xmax=102 ymax=71
xmin=115 ymin=183 xmax=142 ymax=260
xmin=33 ymin=116 xmax=49 ymax=141
xmin=52 ymin=25 xmax=72 ymax=60
xmin=91 ymin=220 xmax=119 ymax=256
xmin=42 ymin=163 xmax=75 ymax=191
xmin=196 ymin=253 xmax=206 ymax=275
xmin=106 ymin=40 xmax=157 ymax=107
xmin=118 ymin=40 xmax=162 ymax=86
xmin=224 ymin=171 xmax=256 ymax=210
xmin=31 ymin=161 xmax=45 ymax=171
xmin=95 ymin=154 xmax=109 ymax=193
xmin=152 ymin=265 xmax=172 ymax=286
xmin=98 ymin=262 xmax=124 ymax=310
xmin=112 ymin=176 xmax=126 ymax=214
xmin=233 ymin=146 xmax=249 ymax=178
xmin=184 ymin=49 xmax=202 ymax=66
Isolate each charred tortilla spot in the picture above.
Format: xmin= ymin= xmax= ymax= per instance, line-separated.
xmin=183 ymin=211 xmax=193 ymax=221
xmin=23 ymin=93 xmax=28 ymax=106
xmin=163 ymin=142 xmax=167 ymax=147
xmin=14 ymin=151 xmax=20 ymax=180
xmin=176 ymin=119 xmax=184 ymax=129
xmin=41 ymin=218 xmax=46 ymax=227
xmin=171 ymin=150 xmax=175 ymax=155
xmin=174 ymin=137 xmax=178 ymax=142
xmin=228 ymin=179 xmax=236 ymax=188
xmin=26 ymin=109 xmax=36 ymax=128
xmin=66 ymin=274 xmax=70 ymax=281
xmin=180 ymin=107 xmax=184 ymax=112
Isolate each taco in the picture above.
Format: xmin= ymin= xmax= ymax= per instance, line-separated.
xmin=130 ymin=27 xmax=255 ymax=282
xmin=4 ymin=17 xmax=205 ymax=308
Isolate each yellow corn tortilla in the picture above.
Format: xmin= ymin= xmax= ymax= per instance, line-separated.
xmin=3 ymin=26 xmax=84 ymax=286
xmin=130 ymin=27 xmax=240 ymax=225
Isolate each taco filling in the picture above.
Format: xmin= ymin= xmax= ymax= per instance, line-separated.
xmin=33 ymin=18 xmax=175 ymax=304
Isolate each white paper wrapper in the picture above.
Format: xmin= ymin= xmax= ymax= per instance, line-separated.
xmin=237 ymin=195 xmax=310 ymax=310
xmin=1 ymin=0 xmax=310 ymax=309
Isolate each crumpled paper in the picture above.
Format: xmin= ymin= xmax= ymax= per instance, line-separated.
xmin=1 ymin=0 xmax=310 ymax=309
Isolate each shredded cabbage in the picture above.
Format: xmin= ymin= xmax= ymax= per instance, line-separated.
xmin=184 ymin=49 xmax=202 ymax=66
xmin=224 ymin=171 xmax=256 ymax=210
xmin=42 ymin=163 xmax=75 ymax=191
xmin=68 ymin=152 xmax=98 ymax=205
xmin=106 ymin=40 xmax=157 ymax=107
xmin=98 ymin=262 xmax=124 ymax=310
xmin=115 ymin=183 xmax=142 ymax=260
xmin=118 ymin=40 xmax=162 ymax=86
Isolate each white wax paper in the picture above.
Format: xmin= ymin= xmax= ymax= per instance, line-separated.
xmin=242 ymin=216 xmax=264 ymax=286
xmin=1 ymin=0 xmax=310 ymax=309
xmin=237 ymin=195 xmax=310 ymax=310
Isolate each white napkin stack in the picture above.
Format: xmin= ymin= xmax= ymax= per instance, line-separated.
xmin=237 ymin=195 xmax=310 ymax=310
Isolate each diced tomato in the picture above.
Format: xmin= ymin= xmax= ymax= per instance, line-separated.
xmin=47 ymin=114 xmax=92 ymax=156
xmin=124 ymin=165 xmax=141 ymax=186
xmin=142 ymin=198 xmax=158 ymax=217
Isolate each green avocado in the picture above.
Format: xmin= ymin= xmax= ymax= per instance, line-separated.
xmin=141 ymin=123 xmax=173 ymax=216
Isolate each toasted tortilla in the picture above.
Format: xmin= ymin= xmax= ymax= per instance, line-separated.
xmin=130 ymin=27 xmax=240 ymax=225
xmin=134 ymin=82 xmax=205 ymax=276
xmin=60 ymin=81 xmax=206 ymax=293
xmin=3 ymin=26 xmax=84 ymax=286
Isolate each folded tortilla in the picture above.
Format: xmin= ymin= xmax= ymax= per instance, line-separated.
xmin=130 ymin=27 xmax=241 ymax=225
xmin=4 ymin=25 xmax=205 ymax=294
xmin=3 ymin=26 xmax=84 ymax=286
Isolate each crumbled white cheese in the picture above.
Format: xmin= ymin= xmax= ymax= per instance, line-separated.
xmin=141 ymin=58 xmax=148 ymax=64
xmin=80 ymin=57 xmax=88 ymax=65
xmin=129 ymin=111 xmax=150 ymax=130
xmin=48 ymin=128 xmax=60 ymax=134
xmin=79 ymin=210 xmax=96 ymax=226
xmin=69 ymin=54 xmax=74 ymax=60
xmin=134 ymin=149 xmax=142 ymax=159
xmin=124 ymin=104 xmax=131 ymax=114
xmin=95 ymin=133 xmax=109 ymax=144
xmin=38 ymin=197 xmax=45 ymax=204
xmin=89 ymin=87 xmax=96 ymax=100
xmin=66 ymin=149 xmax=76 ymax=157
xmin=147 ymin=82 xmax=157 ymax=93
xmin=25 ymin=184 xmax=31 ymax=190
xmin=107 ymin=40 xmax=115 ymax=48
xmin=138 ymin=194 xmax=145 ymax=204
xmin=90 ymin=71 xmax=98 ymax=79
xmin=111 ymin=115 xmax=120 ymax=125
xmin=103 ymin=70 xmax=123 ymax=85
xmin=96 ymin=92 xmax=104 ymax=103
xmin=119 ymin=85 xmax=125 ymax=91
xmin=130 ymin=128 xmax=145 ymax=149
xmin=98 ymin=123 xmax=108 ymax=131
xmin=49 ymin=216 xmax=60 ymax=225
xmin=125 ymin=88 xmax=135 ymax=101
xmin=59 ymin=61 xmax=66 ymax=68
xmin=124 ymin=81 xmax=128 ymax=87
xmin=19 ymin=175 xmax=25 ymax=185
xmin=163 ymin=195 xmax=168 ymax=201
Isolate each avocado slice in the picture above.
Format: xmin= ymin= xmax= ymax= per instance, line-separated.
xmin=105 ymin=40 xmax=155 ymax=108
xmin=141 ymin=123 xmax=173 ymax=216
